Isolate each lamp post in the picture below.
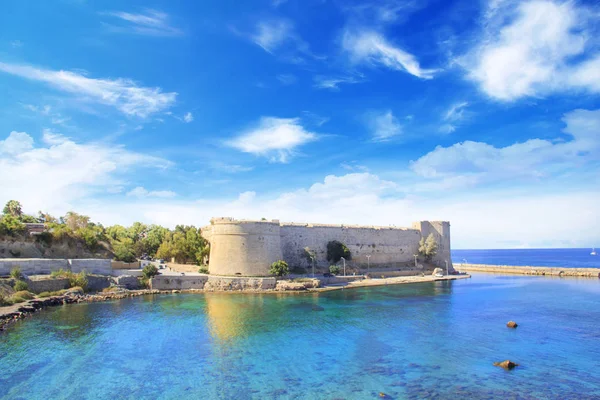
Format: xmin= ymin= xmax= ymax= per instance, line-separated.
xmin=311 ymin=255 xmax=315 ymax=278
xmin=366 ymin=255 xmax=371 ymax=276
xmin=413 ymin=254 xmax=418 ymax=268
xmin=445 ymin=260 xmax=449 ymax=276
xmin=341 ymin=257 xmax=346 ymax=276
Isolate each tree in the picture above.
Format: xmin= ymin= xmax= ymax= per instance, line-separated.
xmin=269 ymin=260 xmax=289 ymax=277
xmin=113 ymin=240 xmax=137 ymax=263
xmin=329 ymin=265 xmax=341 ymax=275
xmin=0 ymin=215 xmax=26 ymax=235
xmin=326 ymin=240 xmax=351 ymax=263
xmin=142 ymin=264 xmax=159 ymax=279
xmin=418 ymin=233 xmax=438 ymax=262
xmin=63 ymin=211 xmax=90 ymax=231
xmin=3 ymin=200 xmax=23 ymax=217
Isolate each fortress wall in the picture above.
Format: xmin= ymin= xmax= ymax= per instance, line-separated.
xmin=280 ymin=224 xmax=421 ymax=268
xmin=414 ymin=221 xmax=453 ymax=271
xmin=207 ymin=219 xmax=283 ymax=276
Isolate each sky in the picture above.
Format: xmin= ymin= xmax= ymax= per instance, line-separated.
xmin=0 ymin=0 xmax=599 ymax=249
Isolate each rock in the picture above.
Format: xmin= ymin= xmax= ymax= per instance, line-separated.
xmin=507 ymin=321 xmax=518 ymax=328
xmin=432 ymin=268 xmax=444 ymax=276
xmin=493 ymin=360 xmax=519 ymax=370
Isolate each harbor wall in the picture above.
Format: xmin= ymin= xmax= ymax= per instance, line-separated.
xmin=457 ymin=264 xmax=600 ymax=278
xmin=0 ymin=258 xmax=112 ymax=276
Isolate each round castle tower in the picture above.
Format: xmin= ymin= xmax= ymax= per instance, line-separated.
xmin=206 ymin=218 xmax=283 ymax=276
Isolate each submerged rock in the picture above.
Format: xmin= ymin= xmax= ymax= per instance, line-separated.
xmin=494 ymin=360 xmax=519 ymax=370
xmin=507 ymin=321 xmax=518 ymax=328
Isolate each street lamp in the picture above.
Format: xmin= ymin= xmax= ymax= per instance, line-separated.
xmin=445 ymin=260 xmax=449 ymax=276
xmin=311 ymin=255 xmax=315 ymax=278
xmin=366 ymin=255 xmax=371 ymax=276
xmin=341 ymin=257 xmax=346 ymax=276
xmin=413 ymin=254 xmax=418 ymax=268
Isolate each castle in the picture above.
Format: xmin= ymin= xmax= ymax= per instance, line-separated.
xmin=202 ymin=218 xmax=453 ymax=276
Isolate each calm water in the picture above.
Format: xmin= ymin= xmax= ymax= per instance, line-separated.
xmin=1 ymin=274 xmax=600 ymax=399
xmin=452 ymin=248 xmax=600 ymax=268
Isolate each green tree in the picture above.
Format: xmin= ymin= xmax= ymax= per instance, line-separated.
xmin=0 ymin=215 xmax=26 ymax=235
xmin=63 ymin=211 xmax=90 ymax=231
xmin=418 ymin=233 xmax=438 ymax=262
xmin=3 ymin=200 xmax=23 ymax=217
xmin=269 ymin=260 xmax=289 ymax=277
xmin=326 ymin=240 xmax=351 ymax=263
xmin=113 ymin=240 xmax=137 ymax=262
xmin=142 ymin=264 xmax=159 ymax=279
xmin=329 ymin=265 xmax=341 ymax=275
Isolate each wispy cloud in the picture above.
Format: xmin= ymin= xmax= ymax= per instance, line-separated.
xmin=464 ymin=0 xmax=600 ymax=100
xmin=313 ymin=74 xmax=364 ymax=90
xmin=208 ymin=162 xmax=254 ymax=173
xmin=127 ymin=186 xmax=176 ymax=198
xmin=10 ymin=40 xmax=23 ymax=48
xmin=0 ymin=61 xmax=177 ymax=117
xmin=21 ymin=103 xmax=71 ymax=126
xmin=366 ymin=110 xmax=402 ymax=142
xmin=440 ymin=101 xmax=469 ymax=133
xmin=276 ymin=74 xmax=297 ymax=85
xmin=183 ymin=112 xmax=193 ymax=123
xmin=342 ymin=29 xmax=437 ymax=79
xmin=226 ymin=117 xmax=318 ymax=163
xmin=101 ymin=9 xmax=182 ymax=37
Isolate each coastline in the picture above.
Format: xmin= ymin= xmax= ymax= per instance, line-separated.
xmin=0 ymin=274 xmax=468 ymax=332
xmin=456 ymin=263 xmax=600 ymax=278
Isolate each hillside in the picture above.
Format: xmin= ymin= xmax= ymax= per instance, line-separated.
xmin=0 ymin=235 xmax=114 ymax=259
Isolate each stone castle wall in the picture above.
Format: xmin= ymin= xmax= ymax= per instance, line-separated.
xmin=0 ymin=258 xmax=112 ymax=276
xmin=203 ymin=218 xmax=453 ymax=276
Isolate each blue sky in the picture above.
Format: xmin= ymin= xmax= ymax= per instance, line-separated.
xmin=0 ymin=0 xmax=599 ymax=248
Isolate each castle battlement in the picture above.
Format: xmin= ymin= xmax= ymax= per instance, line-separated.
xmin=203 ymin=217 xmax=453 ymax=277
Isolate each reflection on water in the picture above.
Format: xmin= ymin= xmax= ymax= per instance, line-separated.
xmin=0 ymin=275 xmax=599 ymax=399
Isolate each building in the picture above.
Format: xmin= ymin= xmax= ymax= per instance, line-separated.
xmin=202 ymin=218 xmax=453 ymax=276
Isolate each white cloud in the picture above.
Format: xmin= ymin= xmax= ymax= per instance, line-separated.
xmin=0 ymin=61 xmax=177 ymax=117
xmin=411 ymin=108 xmax=600 ymax=183
xmin=183 ymin=112 xmax=193 ymax=123
xmin=68 ymin=172 xmax=599 ymax=249
xmin=366 ymin=110 xmax=402 ymax=141
xmin=226 ymin=117 xmax=318 ymax=163
xmin=466 ymin=0 xmax=600 ymax=100
xmin=251 ymin=19 xmax=295 ymax=53
xmin=0 ymin=130 xmax=170 ymax=213
xmin=102 ymin=9 xmax=182 ymax=36
xmin=276 ymin=74 xmax=297 ymax=85
xmin=342 ymin=30 xmax=437 ymax=78
xmin=313 ymin=75 xmax=364 ymax=90
xmin=439 ymin=101 xmax=469 ymax=133
xmin=208 ymin=162 xmax=254 ymax=173
xmin=127 ymin=186 xmax=176 ymax=198
xmin=0 ymin=131 xmax=34 ymax=155
xmin=22 ymin=103 xmax=71 ymax=126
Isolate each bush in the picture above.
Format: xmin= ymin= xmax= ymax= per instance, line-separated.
xmin=10 ymin=296 xmax=27 ymax=304
xmin=50 ymin=269 xmax=88 ymax=291
xmin=269 ymin=260 xmax=290 ymax=277
xmin=10 ymin=266 xmax=22 ymax=280
xmin=0 ymin=294 xmax=11 ymax=306
xmin=329 ymin=265 xmax=341 ymax=275
xmin=139 ymin=276 xmax=150 ymax=289
xmin=13 ymin=290 xmax=35 ymax=300
xmin=14 ymin=280 xmax=29 ymax=292
xmin=198 ymin=267 xmax=209 ymax=274
xmin=418 ymin=233 xmax=438 ymax=262
xmin=326 ymin=240 xmax=351 ymax=263
xmin=102 ymin=287 xmax=120 ymax=293
xmin=142 ymin=264 xmax=159 ymax=279
xmin=38 ymin=290 xmax=67 ymax=298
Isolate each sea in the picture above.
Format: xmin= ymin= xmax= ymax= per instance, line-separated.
xmin=452 ymin=248 xmax=599 ymax=269
xmin=1 ymin=274 xmax=599 ymax=399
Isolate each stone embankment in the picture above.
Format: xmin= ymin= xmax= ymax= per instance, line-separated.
xmin=457 ymin=264 xmax=600 ymax=278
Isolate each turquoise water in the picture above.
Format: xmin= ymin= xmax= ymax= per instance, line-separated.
xmin=1 ymin=274 xmax=600 ymax=399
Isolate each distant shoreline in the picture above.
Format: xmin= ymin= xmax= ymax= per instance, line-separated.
xmin=456 ymin=263 xmax=600 ymax=278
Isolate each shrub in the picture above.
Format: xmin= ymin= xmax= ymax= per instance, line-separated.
xmin=326 ymin=240 xmax=351 ymax=263
xmin=269 ymin=260 xmax=290 ymax=277
xmin=70 ymin=271 xmax=88 ymax=291
xmin=14 ymin=280 xmax=29 ymax=292
xmin=102 ymin=287 xmax=120 ymax=293
xmin=142 ymin=264 xmax=159 ymax=279
xmin=13 ymin=290 xmax=35 ymax=300
xmin=139 ymin=276 xmax=150 ymax=289
xmin=38 ymin=291 xmax=67 ymax=298
xmin=10 ymin=296 xmax=27 ymax=304
xmin=418 ymin=233 xmax=438 ymax=262
xmin=0 ymin=294 xmax=10 ymax=306
xmin=198 ymin=267 xmax=209 ymax=274
xmin=66 ymin=286 xmax=84 ymax=295
xmin=10 ymin=266 xmax=22 ymax=280
xmin=329 ymin=265 xmax=341 ymax=275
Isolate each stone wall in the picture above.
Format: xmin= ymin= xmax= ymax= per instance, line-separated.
xmin=26 ymin=277 xmax=70 ymax=294
xmin=149 ymin=275 xmax=277 ymax=291
xmin=457 ymin=264 xmax=600 ymax=278
xmin=0 ymin=258 xmax=111 ymax=276
xmin=203 ymin=217 xmax=453 ymax=276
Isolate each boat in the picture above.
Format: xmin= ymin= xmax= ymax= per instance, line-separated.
xmin=592 ymin=248 xmax=597 ymax=256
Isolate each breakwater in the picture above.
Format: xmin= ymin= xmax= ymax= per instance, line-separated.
xmin=457 ymin=263 xmax=600 ymax=278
